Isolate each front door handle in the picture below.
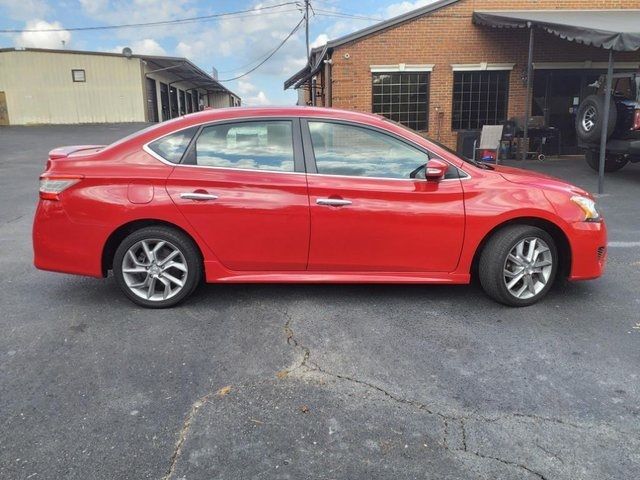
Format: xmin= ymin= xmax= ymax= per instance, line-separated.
xmin=180 ymin=192 xmax=218 ymax=201
xmin=316 ymin=198 xmax=352 ymax=207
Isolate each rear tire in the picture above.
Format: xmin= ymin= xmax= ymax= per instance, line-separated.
xmin=113 ymin=226 xmax=202 ymax=308
xmin=479 ymin=225 xmax=558 ymax=307
xmin=584 ymin=150 xmax=628 ymax=173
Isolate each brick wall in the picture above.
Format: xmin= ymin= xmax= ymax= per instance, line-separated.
xmin=320 ymin=0 xmax=640 ymax=148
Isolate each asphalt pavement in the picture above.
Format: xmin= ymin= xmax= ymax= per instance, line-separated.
xmin=1 ymin=124 xmax=639 ymax=480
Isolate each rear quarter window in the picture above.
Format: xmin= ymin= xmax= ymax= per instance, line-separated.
xmin=147 ymin=127 xmax=198 ymax=163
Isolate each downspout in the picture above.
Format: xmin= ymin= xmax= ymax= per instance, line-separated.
xmin=311 ymin=77 xmax=317 ymax=106
xmin=324 ymin=56 xmax=332 ymax=107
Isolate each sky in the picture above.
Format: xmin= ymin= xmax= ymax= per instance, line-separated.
xmin=0 ymin=0 xmax=438 ymax=105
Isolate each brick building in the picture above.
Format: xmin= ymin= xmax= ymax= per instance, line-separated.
xmin=284 ymin=0 xmax=640 ymax=154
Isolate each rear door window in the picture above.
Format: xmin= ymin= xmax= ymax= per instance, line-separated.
xmin=190 ymin=121 xmax=295 ymax=172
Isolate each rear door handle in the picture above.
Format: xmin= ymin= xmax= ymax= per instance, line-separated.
xmin=180 ymin=192 xmax=218 ymax=201
xmin=316 ymin=198 xmax=352 ymax=207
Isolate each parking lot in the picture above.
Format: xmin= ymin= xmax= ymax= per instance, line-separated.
xmin=1 ymin=124 xmax=639 ymax=480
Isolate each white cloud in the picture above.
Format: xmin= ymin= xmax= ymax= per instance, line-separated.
xmin=175 ymin=40 xmax=196 ymax=59
xmin=213 ymin=1 xmax=306 ymax=61
xmin=310 ymin=34 xmax=329 ymax=49
xmin=79 ymin=0 xmax=196 ymax=26
xmin=244 ymin=91 xmax=271 ymax=106
xmin=14 ymin=19 xmax=71 ymax=49
xmin=0 ymin=0 xmax=50 ymax=21
xmin=280 ymin=55 xmax=307 ymax=76
xmin=383 ymin=0 xmax=438 ymax=18
xmin=112 ymin=38 xmax=166 ymax=56
xmin=237 ymin=79 xmax=258 ymax=95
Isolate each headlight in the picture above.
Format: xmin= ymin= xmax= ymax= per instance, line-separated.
xmin=571 ymin=196 xmax=601 ymax=222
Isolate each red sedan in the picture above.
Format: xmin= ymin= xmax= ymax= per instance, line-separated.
xmin=33 ymin=107 xmax=606 ymax=308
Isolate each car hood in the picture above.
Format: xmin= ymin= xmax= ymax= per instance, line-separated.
xmin=492 ymin=164 xmax=592 ymax=198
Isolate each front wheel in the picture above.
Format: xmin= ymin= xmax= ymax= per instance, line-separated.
xmin=479 ymin=225 xmax=558 ymax=307
xmin=585 ymin=150 xmax=628 ymax=173
xmin=113 ymin=226 xmax=202 ymax=308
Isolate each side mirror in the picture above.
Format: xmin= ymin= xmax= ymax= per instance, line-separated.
xmin=425 ymin=158 xmax=448 ymax=180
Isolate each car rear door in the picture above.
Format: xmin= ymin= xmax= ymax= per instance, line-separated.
xmin=165 ymin=118 xmax=310 ymax=271
xmin=301 ymin=119 xmax=465 ymax=272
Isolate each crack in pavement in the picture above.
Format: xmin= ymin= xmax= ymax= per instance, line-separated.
xmin=163 ymin=391 xmax=214 ymax=480
xmin=460 ymin=419 xmax=467 ymax=452
xmin=159 ymin=309 xmax=632 ymax=480
xmin=3 ymin=214 xmax=24 ymax=225
xmin=463 ymin=450 xmax=549 ymax=480
xmin=280 ymin=310 xmax=573 ymax=480
xmin=536 ymin=442 xmax=565 ymax=465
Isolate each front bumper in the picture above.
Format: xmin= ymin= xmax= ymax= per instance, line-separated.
xmin=567 ymin=220 xmax=607 ymax=281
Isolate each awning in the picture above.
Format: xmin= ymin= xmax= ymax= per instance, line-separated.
xmin=140 ymin=55 xmax=232 ymax=94
xmin=473 ymin=10 xmax=640 ymax=51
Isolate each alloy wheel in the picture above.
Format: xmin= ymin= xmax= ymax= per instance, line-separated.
xmin=503 ymin=237 xmax=553 ymax=300
xmin=121 ymin=239 xmax=188 ymax=302
xmin=582 ymin=105 xmax=597 ymax=132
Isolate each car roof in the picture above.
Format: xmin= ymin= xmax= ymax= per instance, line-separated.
xmin=107 ymin=106 xmax=390 ymax=150
xmin=185 ymin=106 xmax=385 ymax=123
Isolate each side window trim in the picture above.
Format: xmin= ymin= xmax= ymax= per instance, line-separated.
xmin=300 ymin=118 xmax=465 ymax=180
xmin=181 ymin=117 xmax=305 ymax=173
xmin=180 ymin=125 xmax=204 ymax=165
xmin=300 ymin=118 xmax=318 ymax=174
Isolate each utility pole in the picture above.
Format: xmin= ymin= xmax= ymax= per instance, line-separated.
xmin=304 ymin=0 xmax=313 ymax=105
xmin=305 ymin=0 xmax=310 ymax=65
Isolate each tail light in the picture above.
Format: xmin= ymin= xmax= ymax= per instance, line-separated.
xmin=634 ymin=109 xmax=640 ymax=131
xmin=39 ymin=176 xmax=82 ymax=200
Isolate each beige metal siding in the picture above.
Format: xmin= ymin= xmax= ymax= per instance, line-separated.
xmin=0 ymin=51 xmax=146 ymax=124
xmin=209 ymin=91 xmax=234 ymax=108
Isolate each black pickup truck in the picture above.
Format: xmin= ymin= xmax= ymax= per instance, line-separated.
xmin=575 ymin=72 xmax=640 ymax=172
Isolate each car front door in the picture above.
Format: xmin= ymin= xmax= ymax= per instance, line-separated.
xmin=302 ymin=120 xmax=465 ymax=272
xmin=165 ymin=118 xmax=310 ymax=271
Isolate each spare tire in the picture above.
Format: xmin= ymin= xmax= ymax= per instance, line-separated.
xmin=575 ymin=94 xmax=617 ymax=144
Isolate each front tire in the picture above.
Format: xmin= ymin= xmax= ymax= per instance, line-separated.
xmin=113 ymin=226 xmax=202 ymax=308
xmin=479 ymin=225 xmax=558 ymax=307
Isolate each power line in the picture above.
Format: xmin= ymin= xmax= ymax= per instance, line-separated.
xmin=0 ymin=2 xmax=300 ymax=33
xmin=218 ymin=16 xmax=305 ymax=82
xmin=314 ymin=9 xmax=383 ymax=22
xmin=216 ymin=44 xmax=285 ymax=74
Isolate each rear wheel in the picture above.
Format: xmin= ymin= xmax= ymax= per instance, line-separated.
xmin=479 ymin=225 xmax=558 ymax=307
xmin=584 ymin=150 xmax=628 ymax=173
xmin=113 ymin=226 xmax=202 ymax=308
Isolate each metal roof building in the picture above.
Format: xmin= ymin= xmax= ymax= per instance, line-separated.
xmin=0 ymin=47 xmax=240 ymax=125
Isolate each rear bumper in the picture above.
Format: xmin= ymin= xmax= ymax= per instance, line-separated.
xmin=33 ymin=200 xmax=106 ymax=278
xmin=567 ymin=220 xmax=607 ymax=281
xmin=605 ymin=139 xmax=640 ymax=156
xmin=580 ymin=139 xmax=640 ymax=156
